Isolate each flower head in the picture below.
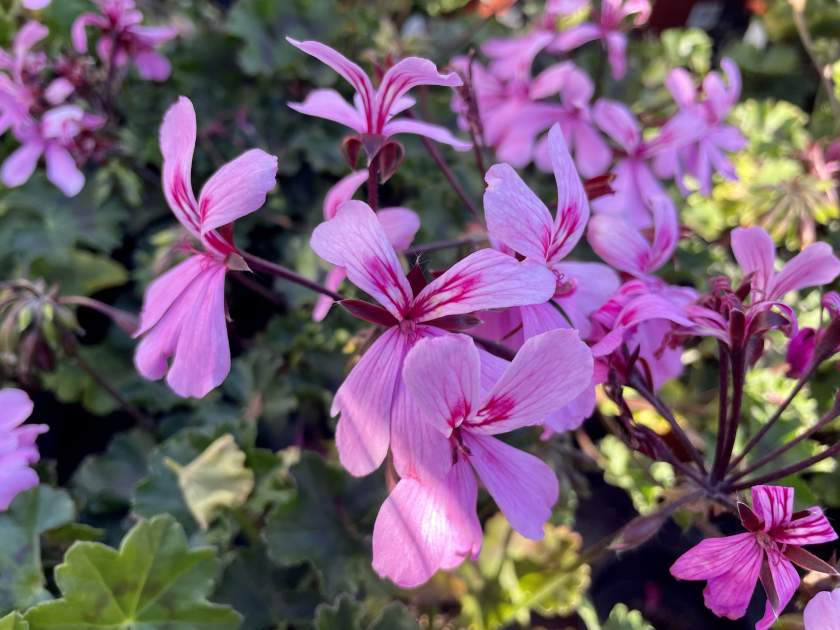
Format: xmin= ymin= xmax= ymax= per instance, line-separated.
xmin=287 ymin=38 xmax=470 ymax=161
xmin=671 ymin=485 xmax=838 ymax=629
xmin=0 ymin=388 xmax=48 ymax=510
xmin=134 ymin=96 xmax=278 ymax=398
xmin=373 ymin=330 xmax=593 ymax=587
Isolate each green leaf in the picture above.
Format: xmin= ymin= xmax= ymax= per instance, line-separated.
xmin=602 ymin=603 xmax=654 ymax=630
xmin=313 ymin=595 xmax=418 ymax=630
xmin=0 ymin=612 xmax=29 ymax=630
xmin=165 ymin=434 xmax=255 ymax=530
xmin=23 ymin=515 xmax=241 ymax=629
xmin=29 ymin=250 xmax=128 ymax=296
xmin=0 ymin=486 xmax=75 ymax=615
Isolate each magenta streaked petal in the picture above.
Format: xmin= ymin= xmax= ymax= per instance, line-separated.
xmin=775 ymin=507 xmax=838 ymax=546
xmin=547 ymin=124 xmax=589 ymax=263
xmin=160 ymin=96 xmax=200 ymax=237
xmin=756 ymin=552 xmax=799 ymax=630
xmin=376 ymin=57 xmax=461 ymax=122
xmin=751 ymin=485 xmax=794 ymax=531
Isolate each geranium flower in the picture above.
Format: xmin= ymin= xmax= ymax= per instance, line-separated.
xmin=373 ymin=330 xmax=592 ymax=587
xmin=671 ymin=485 xmax=838 ymax=629
xmin=654 ymin=59 xmax=746 ymax=195
xmin=553 ymin=0 xmax=652 ymax=79
xmin=72 ymin=0 xmax=178 ymax=82
xmin=0 ymin=388 xmax=48 ymax=511
xmin=287 ymin=38 xmax=470 ymax=157
xmin=786 ymin=292 xmax=840 ymax=377
xmin=804 ymin=589 xmax=840 ymax=630
xmin=312 ymin=170 xmax=420 ymax=322
xmin=309 ymin=201 xmax=555 ymax=477
xmin=134 ymin=96 xmax=278 ymax=398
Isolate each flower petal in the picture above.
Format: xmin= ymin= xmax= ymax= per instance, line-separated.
xmin=470 ymin=329 xmax=593 ymax=433
xmin=463 ymin=432 xmax=558 ymax=539
xmin=197 ymin=148 xmax=278 ymax=234
xmin=312 ymin=266 xmax=347 ymax=323
xmin=382 ymin=119 xmax=471 ymax=151
xmin=44 ymin=144 xmax=84 ymax=197
xmin=310 ymin=200 xmax=413 ymax=320
xmin=731 ymin=227 xmax=775 ymax=294
xmin=323 ymin=170 xmax=367 ymax=220
xmin=288 ymin=89 xmax=365 ymax=134
xmin=804 ymin=589 xmax=840 ymax=630
xmin=411 ymin=249 xmax=555 ymax=322
xmin=0 ymin=389 xmax=33 ymax=430
xmin=134 ymin=50 xmax=171 ymax=81
xmin=376 ymin=207 xmax=420 ymax=251
xmin=757 ymin=552 xmax=799 ymax=630
xmin=375 ymin=57 xmax=462 ymax=122
xmin=751 ymin=485 xmax=794 ymax=531
xmin=593 ymin=99 xmax=641 ymax=153
xmin=1 ymin=141 xmax=43 ymax=189
xmin=588 ymin=213 xmax=651 ymax=276
xmin=768 ymin=242 xmax=840 ymax=301
xmin=160 ymin=96 xmax=200 ymax=237
xmin=775 ymin=507 xmax=838 ymax=546
xmin=135 ymin=255 xmax=208 ymax=337
xmin=547 ymin=124 xmax=589 ymax=263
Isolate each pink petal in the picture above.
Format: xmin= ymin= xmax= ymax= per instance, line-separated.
xmin=288 ymin=89 xmax=365 ymax=134
xmin=470 ymin=329 xmax=593 ymax=433
xmin=0 ymin=389 xmax=33 ymax=430
xmin=165 ymin=262 xmax=230 ymax=398
xmin=605 ymin=31 xmax=627 ymax=80
xmin=768 ymin=242 xmax=840 ymax=300
xmin=44 ymin=144 xmax=84 ymax=197
xmin=670 ymin=533 xmax=763 ymax=619
xmin=14 ymin=21 xmax=48 ymax=64
xmin=593 ymin=99 xmax=641 ymax=153
xmin=804 ymin=589 xmax=840 ymax=630
xmin=530 ymin=62 xmax=575 ymax=100
xmin=71 ymin=13 xmax=107 ymax=53
xmin=542 ymin=384 xmax=596 ymax=432
xmin=312 ymin=266 xmax=347 ymax=322
xmin=44 ymin=78 xmax=74 ymax=105
xmin=376 ymin=207 xmax=420 ymax=251
xmin=131 ymin=25 xmax=179 ymax=47
xmin=310 ymin=200 xmax=413 ymax=320
xmin=411 ymin=249 xmax=555 ymax=322
xmin=731 ymin=227 xmax=775 ymax=294
xmin=375 ymin=57 xmax=462 ymax=122
xmin=571 ymin=121 xmax=612 ymax=179
xmin=554 ymin=261 xmax=620 ymax=338
xmin=160 ymin=96 xmax=200 ymax=237
xmin=402 ymin=334 xmax=482 ymax=437
xmin=22 ymin=0 xmax=51 ymax=8
xmin=197 ymin=148 xmax=277 ymax=234
xmin=135 ymin=255 xmax=208 ymax=337
xmin=483 ymin=31 xmax=555 ymax=79
xmin=286 ymin=38 xmax=375 ymax=117
xmin=440 ymin=460 xmax=482 ymax=569
xmin=0 ymin=467 xmax=39 ymax=511
xmin=553 ymin=23 xmax=601 ymax=52
xmin=372 ymin=477 xmax=450 ymax=587
xmin=134 ymin=50 xmax=171 ymax=81
xmin=547 ymin=124 xmax=589 ymax=263
xmin=484 ymin=163 xmax=555 ymax=261
xmin=463 ymin=431 xmax=558 ymax=539
xmin=786 ymin=327 xmax=817 ymax=378
xmin=588 ymin=213 xmax=651 ymax=276
xmin=751 ymin=485 xmax=794 ymax=531
xmin=382 ymin=119 xmax=471 ymax=151
xmin=323 ymin=170 xmax=367 ymax=220
xmin=332 ymin=327 xmax=410 ymax=476
xmin=775 ymin=507 xmax=838 ymax=546
xmin=757 ymin=552 xmax=799 ymax=630
xmin=519 ymin=302 xmax=570 ymax=341
xmin=1 ymin=141 xmax=42 ymax=188
xmin=648 ymin=196 xmax=679 ymax=271
xmin=666 ymin=67 xmax=696 ymax=107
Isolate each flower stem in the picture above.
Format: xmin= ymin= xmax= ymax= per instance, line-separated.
xmin=240 ymin=252 xmax=345 ymax=301
xmin=710 ymin=343 xmax=730 ymax=480
xmin=367 ymin=156 xmax=379 ymax=211
xmin=711 ymin=349 xmax=746 ymax=483
xmin=727 ymin=440 xmax=840 ymax=491
xmin=790 ymin=1 xmax=840 ymax=121
xmin=404 ymin=234 xmax=487 ymax=257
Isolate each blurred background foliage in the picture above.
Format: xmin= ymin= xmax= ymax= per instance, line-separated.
xmin=1 ymin=0 xmax=840 ymax=628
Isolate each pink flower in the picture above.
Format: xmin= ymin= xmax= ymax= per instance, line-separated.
xmin=309 ymin=201 xmax=556 ymax=477
xmin=590 ymin=279 xmax=697 ymax=390
xmin=0 ymin=388 xmax=48 ymax=511
xmin=1 ymin=104 xmax=103 ymax=196
xmin=671 ymin=485 xmax=838 ymax=629
xmin=372 ymin=331 xmax=593 ymax=587
xmin=22 ymin=0 xmax=51 ymax=8
xmin=287 ymin=38 xmax=470 ymax=155
xmin=654 ymin=59 xmax=746 ymax=195
xmin=72 ymin=0 xmax=178 ymax=82
xmin=786 ymin=291 xmax=840 ymax=377
xmin=804 ymin=589 xmax=840 ymax=630
xmin=591 ymin=99 xmax=699 ymax=227
xmin=134 ymin=96 xmax=278 ymax=398
xmin=552 ymin=0 xmax=651 ymax=79
xmin=588 ymin=195 xmax=679 ymax=278
xmin=312 ymin=170 xmax=420 ymax=322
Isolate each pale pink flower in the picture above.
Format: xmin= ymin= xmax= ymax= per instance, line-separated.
xmin=804 ymin=589 xmax=840 ymax=630
xmin=671 ymin=485 xmax=838 ymax=629
xmin=312 ymin=170 xmax=420 ymax=322
xmin=0 ymin=388 xmax=48 ymax=511
xmin=134 ymin=96 xmax=278 ymax=398
xmin=72 ymin=0 xmax=178 ymax=82
xmin=287 ymin=38 xmax=470 ymax=154
xmin=22 ymin=0 xmax=51 ymax=9
xmin=591 ymin=99 xmax=700 ymax=227
xmin=309 ymin=201 xmax=556 ymax=478
xmin=552 ymin=0 xmax=651 ymax=79
xmin=588 ymin=195 xmax=679 ymax=278
xmin=654 ymin=59 xmax=746 ymax=195
xmin=373 ymin=330 xmax=593 ymax=587
xmin=1 ymin=104 xmax=104 ymax=196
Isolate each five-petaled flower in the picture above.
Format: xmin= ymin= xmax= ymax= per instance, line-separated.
xmin=0 ymin=388 xmax=48 ymax=511
xmin=373 ymin=330 xmax=593 ymax=587
xmin=134 ymin=96 xmax=278 ymax=398
xmin=309 ymin=201 xmax=556 ymax=478
xmin=287 ymin=38 xmax=470 ymax=162
xmin=671 ymin=485 xmax=838 ymax=629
